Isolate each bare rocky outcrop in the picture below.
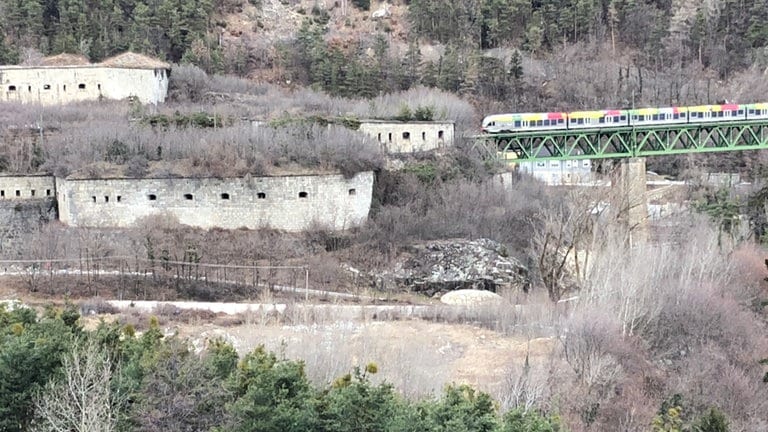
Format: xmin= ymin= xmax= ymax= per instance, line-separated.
xmin=370 ymin=238 xmax=530 ymax=296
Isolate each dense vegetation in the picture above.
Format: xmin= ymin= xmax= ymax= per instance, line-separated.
xmin=4 ymin=0 xmax=768 ymax=109
xmin=0 ymin=304 xmax=567 ymax=432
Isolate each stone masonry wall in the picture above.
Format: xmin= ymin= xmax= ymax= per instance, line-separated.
xmin=358 ymin=121 xmax=454 ymax=153
xmin=56 ymin=172 xmax=374 ymax=231
xmin=0 ymin=176 xmax=58 ymax=255
xmin=0 ymin=175 xmax=56 ymax=200
xmin=0 ymin=66 xmax=168 ymax=105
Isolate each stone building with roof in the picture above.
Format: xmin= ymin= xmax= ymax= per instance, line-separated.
xmin=0 ymin=52 xmax=170 ymax=105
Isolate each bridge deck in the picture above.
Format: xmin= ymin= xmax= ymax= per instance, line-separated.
xmin=470 ymin=120 xmax=768 ymax=161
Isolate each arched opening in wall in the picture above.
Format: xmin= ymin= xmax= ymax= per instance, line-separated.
xmin=15 ymin=190 xmax=20 ymax=197
xmin=63 ymin=85 xmax=67 ymax=91
xmin=298 ymin=191 xmax=308 ymax=198
xmin=27 ymin=86 xmax=31 ymax=92
xmin=184 ymin=193 xmax=193 ymax=200
xmin=257 ymin=192 xmax=266 ymax=199
xmin=422 ymin=131 xmax=426 ymax=140
xmin=220 ymin=193 xmax=230 ymax=200
xmin=43 ymin=84 xmax=50 ymax=90
xmin=1 ymin=191 xmax=4 ymax=197
xmin=97 ymin=84 xmax=101 ymax=91
xmin=78 ymin=83 xmax=86 ymax=90
xmin=402 ymin=132 xmax=410 ymax=140
xmin=388 ymin=133 xmax=392 ymax=142
xmin=91 ymin=196 xmax=96 ymax=203
xmin=8 ymin=85 xmax=16 ymax=91
xmin=117 ymin=195 xmax=121 ymax=202
xmin=104 ymin=196 xmax=109 ymax=203
xmin=148 ymin=194 xmax=157 ymax=201
xmin=348 ymin=188 xmax=356 ymax=196
xmin=30 ymin=190 xmax=35 ymax=197
xmin=438 ymin=130 xmax=444 ymax=139
xmin=46 ymin=189 xmax=51 ymax=196
xmin=377 ymin=133 xmax=381 ymax=142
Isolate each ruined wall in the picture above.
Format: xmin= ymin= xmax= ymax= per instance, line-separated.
xmin=358 ymin=121 xmax=454 ymax=153
xmin=56 ymin=172 xmax=374 ymax=231
xmin=0 ymin=66 xmax=168 ymax=105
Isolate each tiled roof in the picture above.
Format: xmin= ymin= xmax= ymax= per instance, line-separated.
xmin=98 ymin=52 xmax=170 ymax=69
xmin=39 ymin=53 xmax=91 ymax=66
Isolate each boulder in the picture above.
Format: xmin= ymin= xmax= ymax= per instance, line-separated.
xmin=440 ymin=289 xmax=503 ymax=306
xmin=370 ymin=238 xmax=530 ymax=296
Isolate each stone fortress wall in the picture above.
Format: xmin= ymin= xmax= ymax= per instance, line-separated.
xmin=0 ymin=175 xmax=57 ymax=199
xmin=0 ymin=175 xmax=57 ymax=254
xmin=358 ymin=120 xmax=454 ymax=154
xmin=0 ymin=52 xmax=170 ymax=105
xmin=54 ymin=172 xmax=374 ymax=231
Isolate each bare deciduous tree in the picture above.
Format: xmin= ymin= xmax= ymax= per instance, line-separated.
xmin=32 ymin=340 xmax=117 ymax=432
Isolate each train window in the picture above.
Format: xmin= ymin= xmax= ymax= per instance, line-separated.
xmin=738 ymin=110 xmax=744 ymax=115
xmin=749 ymin=109 xmax=755 ymax=115
xmin=638 ymin=115 xmax=645 ymax=121
xmin=613 ymin=116 xmax=619 ymax=122
xmin=543 ymin=120 xmax=550 ymax=126
xmin=577 ymin=118 xmax=584 ymax=124
xmin=558 ymin=119 xmax=564 ymax=124
xmin=514 ymin=121 xmax=521 ymax=128
xmin=598 ymin=117 xmax=605 ymax=124
xmin=536 ymin=120 xmax=543 ymax=126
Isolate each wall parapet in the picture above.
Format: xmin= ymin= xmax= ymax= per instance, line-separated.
xmin=56 ymin=172 xmax=374 ymax=231
xmin=358 ymin=120 xmax=454 ymax=154
xmin=0 ymin=175 xmax=56 ymax=200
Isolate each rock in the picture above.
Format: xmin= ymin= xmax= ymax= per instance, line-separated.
xmin=440 ymin=289 xmax=503 ymax=306
xmin=369 ymin=238 xmax=530 ymax=296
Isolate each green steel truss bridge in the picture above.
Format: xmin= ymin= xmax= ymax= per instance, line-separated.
xmin=470 ymin=120 xmax=768 ymax=162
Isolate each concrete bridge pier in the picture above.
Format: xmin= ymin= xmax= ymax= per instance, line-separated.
xmin=618 ymin=158 xmax=649 ymax=245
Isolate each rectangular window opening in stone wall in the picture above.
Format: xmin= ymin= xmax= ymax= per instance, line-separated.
xmin=1 ymin=191 xmax=4 ymax=197
xmin=148 ymin=194 xmax=157 ymax=201
xmin=63 ymin=85 xmax=67 ymax=91
xmin=15 ymin=190 xmax=20 ymax=197
xmin=27 ymin=86 xmax=31 ymax=92
xmin=377 ymin=133 xmax=381 ymax=142
xmin=298 ymin=191 xmax=308 ymax=198
xmin=8 ymin=85 xmax=16 ymax=91
xmin=91 ymin=196 xmax=96 ymax=203
xmin=184 ymin=193 xmax=193 ymax=200
xmin=221 ymin=193 xmax=230 ymax=200
xmin=78 ymin=83 xmax=86 ymax=90
xmin=31 ymin=190 xmax=35 ymax=197
xmin=46 ymin=189 xmax=51 ymax=196
xmin=117 ymin=195 xmax=121 ymax=202
xmin=98 ymin=84 xmax=101 ymax=91
xmin=422 ymin=131 xmax=426 ymax=140
xmin=105 ymin=196 xmax=109 ymax=203
xmin=438 ymin=130 xmax=444 ymax=139
xmin=43 ymin=84 xmax=50 ymax=90
xmin=257 ymin=192 xmax=266 ymax=199
xmin=388 ymin=133 xmax=392 ymax=142
xmin=348 ymin=188 xmax=356 ymax=196
xmin=403 ymin=132 xmax=410 ymax=140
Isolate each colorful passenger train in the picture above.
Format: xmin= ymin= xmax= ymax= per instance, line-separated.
xmin=481 ymin=103 xmax=768 ymax=134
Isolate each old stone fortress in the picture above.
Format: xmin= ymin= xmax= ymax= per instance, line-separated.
xmin=0 ymin=52 xmax=454 ymax=232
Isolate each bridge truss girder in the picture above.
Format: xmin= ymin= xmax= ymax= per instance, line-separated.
xmin=471 ymin=121 xmax=768 ymax=161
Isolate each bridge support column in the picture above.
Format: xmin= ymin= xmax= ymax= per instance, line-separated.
xmin=618 ymin=158 xmax=649 ymax=245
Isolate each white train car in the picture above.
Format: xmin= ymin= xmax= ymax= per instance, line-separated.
xmin=567 ymin=110 xmax=628 ymax=129
xmin=481 ymin=112 xmax=567 ymax=133
xmin=629 ymin=107 xmax=688 ymax=126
